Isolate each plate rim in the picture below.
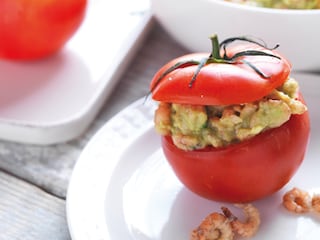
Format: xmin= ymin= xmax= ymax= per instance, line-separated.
xmin=66 ymin=97 xmax=156 ymax=240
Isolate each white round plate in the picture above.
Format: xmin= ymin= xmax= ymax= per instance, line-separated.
xmin=67 ymin=72 xmax=320 ymax=240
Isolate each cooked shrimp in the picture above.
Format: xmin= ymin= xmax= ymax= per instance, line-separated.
xmin=222 ymin=203 xmax=260 ymax=238
xmin=282 ymin=187 xmax=312 ymax=213
xmin=311 ymin=194 xmax=320 ymax=213
xmin=190 ymin=212 xmax=234 ymax=240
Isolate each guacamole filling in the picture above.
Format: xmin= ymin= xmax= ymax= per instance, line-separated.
xmin=225 ymin=0 xmax=320 ymax=9
xmin=154 ymin=78 xmax=307 ymax=151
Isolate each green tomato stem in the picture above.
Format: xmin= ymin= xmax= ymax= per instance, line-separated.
xmin=209 ymin=34 xmax=222 ymax=60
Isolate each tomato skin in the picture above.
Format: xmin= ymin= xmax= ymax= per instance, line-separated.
xmin=150 ymin=50 xmax=291 ymax=105
xmin=0 ymin=0 xmax=87 ymax=60
xmin=161 ymin=103 xmax=310 ymax=203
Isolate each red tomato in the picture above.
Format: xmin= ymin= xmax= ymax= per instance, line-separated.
xmin=150 ymin=36 xmax=310 ymax=202
xmin=0 ymin=0 xmax=87 ymax=60
xmin=161 ymin=106 xmax=310 ymax=202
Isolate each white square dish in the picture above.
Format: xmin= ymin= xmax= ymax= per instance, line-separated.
xmin=0 ymin=0 xmax=152 ymax=145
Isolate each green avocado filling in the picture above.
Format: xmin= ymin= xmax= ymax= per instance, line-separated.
xmin=154 ymin=78 xmax=307 ymax=151
xmin=225 ymin=0 xmax=320 ymax=9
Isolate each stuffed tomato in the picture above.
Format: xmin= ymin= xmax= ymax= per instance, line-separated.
xmin=150 ymin=35 xmax=310 ymax=203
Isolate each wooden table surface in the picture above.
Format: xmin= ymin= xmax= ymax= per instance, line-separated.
xmin=0 ymin=22 xmax=188 ymax=240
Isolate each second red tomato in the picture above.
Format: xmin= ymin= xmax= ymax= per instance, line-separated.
xmin=0 ymin=0 xmax=87 ymax=60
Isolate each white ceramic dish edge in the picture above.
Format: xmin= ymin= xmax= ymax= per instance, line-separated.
xmin=151 ymin=0 xmax=320 ymax=71
xmin=0 ymin=0 xmax=153 ymax=145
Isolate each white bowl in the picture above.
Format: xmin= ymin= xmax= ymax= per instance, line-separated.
xmin=151 ymin=0 xmax=320 ymax=71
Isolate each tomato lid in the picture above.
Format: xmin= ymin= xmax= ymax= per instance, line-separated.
xmin=150 ymin=36 xmax=291 ymax=105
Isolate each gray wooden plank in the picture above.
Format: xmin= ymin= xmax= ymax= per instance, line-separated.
xmin=0 ymin=171 xmax=70 ymax=240
xmin=0 ymin=141 xmax=81 ymax=198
